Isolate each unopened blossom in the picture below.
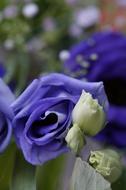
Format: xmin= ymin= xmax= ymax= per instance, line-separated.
xmin=65 ymin=124 xmax=85 ymax=154
xmin=72 ymin=91 xmax=105 ymax=136
xmin=65 ymin=91 xmax=106 ymax=154
xmin=89 ymin=149 xmax=122 ymax=183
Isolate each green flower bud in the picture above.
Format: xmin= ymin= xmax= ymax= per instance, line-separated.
xmin=88 ymin=149 xmax=122 ymax=183
xmin=65 ymin=124 xmax=86 ymax=154
xmin=72 ymin=91 xmax=105 ymax=136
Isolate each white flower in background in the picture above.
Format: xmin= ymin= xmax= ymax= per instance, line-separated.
xmin=59 ymin=50 xmax=70 ymax=61
xmin=69 ymin=24 xmax=83 ymax=37
xmin=4 ymin=39 xmax=15 ymax=50
xmin=3 ymin=5 xmax=18 ymax=19
xmin=74 ymin=6 xmax=101 ymax=28
xmin=72 ymin=91 xmax=105 ymax=136
xmin=22 ymin=3 xmax=39 ymax=18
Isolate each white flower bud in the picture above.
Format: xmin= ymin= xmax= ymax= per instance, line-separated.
xmin=65 ymin=124 xmax=86 ymax=154
xmin=72 ymin=91 xmax=105 ymax=136
xmin=89 ymin=149 xmax=122 ymax=183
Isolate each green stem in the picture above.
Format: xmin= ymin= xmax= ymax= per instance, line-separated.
xmin=11 ymin=149 xmax=36 ymax=190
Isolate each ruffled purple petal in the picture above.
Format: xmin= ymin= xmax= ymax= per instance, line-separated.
xmin=11 ymin=79 xmax=40 ymax=111
xmin=19 ymin=133 xmax=68 ymax=165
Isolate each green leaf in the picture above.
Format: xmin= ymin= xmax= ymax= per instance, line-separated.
xmin=70 ymin=157 xmax=111 ymax=190
xmin=0 ymin=143 xmax=16 ymax=190
xmin=36 ymin=155 xmax=65 ymax=190
xmin=11 ymin=150 xmax=36 ymax=190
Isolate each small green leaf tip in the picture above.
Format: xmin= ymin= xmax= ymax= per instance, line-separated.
xmin=72 ymin=91 xmax=105 ymax=136
xmin=88 ymin=149 xmax=122 ymax=183
xmin=65 ymin=124 xmax=86 ymax=154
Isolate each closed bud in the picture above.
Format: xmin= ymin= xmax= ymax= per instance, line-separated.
xmin=72 ymin=91 xmax=105 ymax=136
xmin=65 ymin=124 xmax=86 ymax=154
xmin=89 ymin=149 xmax=122 ymax=183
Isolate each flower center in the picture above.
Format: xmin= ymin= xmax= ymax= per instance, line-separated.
xmin=31 ymin=113 xmax=58 ymax=138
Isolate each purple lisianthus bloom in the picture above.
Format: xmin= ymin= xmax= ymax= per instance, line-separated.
xmin=0 ymin=79 xmax=15 ymax=152
xmin=12 ymin=73 xmax=108 ymax=165
xmin=64 ymin=31 xmax=126 ymax=148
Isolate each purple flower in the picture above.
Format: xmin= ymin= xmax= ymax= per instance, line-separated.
xmin=3 ymin=5 xmax=18 ymax=19
xmin=12 ymin=73 xmax=108 ymax=165
xmin=0 ymin=79 xmax=15 ymax=153
xmin=64 ymin=31 xmax=126 ymax=148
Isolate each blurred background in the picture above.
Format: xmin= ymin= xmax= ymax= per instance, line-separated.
xmin=1 ymin=0 xmax=126 ymax=95
xmin=0 ymin=0 xmax=126 ymax=190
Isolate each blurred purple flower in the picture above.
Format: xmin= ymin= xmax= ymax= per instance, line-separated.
xmin=116 ymin=0 xmax=126 ymax=6
xmin=12 ymin=73 xmax=108 ymax=165
xmin=69 ymin=24 xmax=83 ymax=37
xmin=26 ymin=38 xmax=45 ymax=52
xmin=64 ymin=31 xmax=126 ymax=148
xmin=3 ymin=5 xmax=18 ymax=19
xmin=42 ymin=17 xmax=56 ymax=32
xmin=65 ymin=0 xmax=77 ymax=6
xmin=0 ymin=79 xmax=14 ymax=153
